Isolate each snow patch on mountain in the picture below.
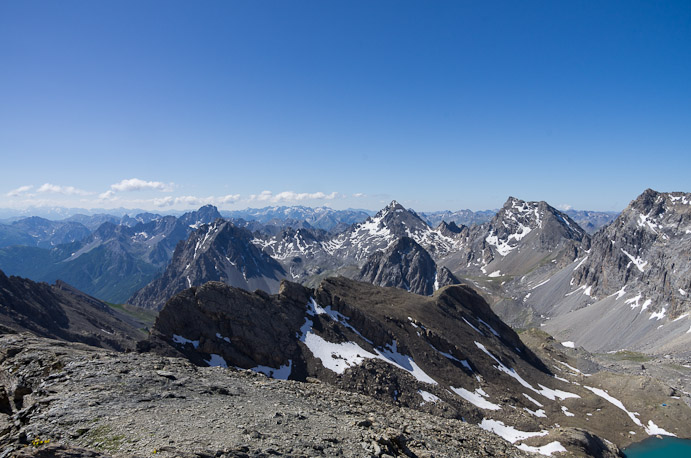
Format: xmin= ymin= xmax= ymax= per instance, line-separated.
xmin=251 ymin=360 xmax=293 ymax=380
xmin=621 ymin=249 xmax=648 ymax=272
xmin=300 ymin=298 xmax=437 ymax=384
xmin=451 ymin=386 xmax=501 ymax=410
xmin=479 ymin=418 xmax=548 ymax=443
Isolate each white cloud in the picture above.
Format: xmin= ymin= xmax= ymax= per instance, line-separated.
xmin=37 ymin=183 xmax=90 ymax=195
xmin=250 ymin=190 xmax=274 ymax=202
xmin=153 ymin=196 xmax=175 ymax=207
xmin=353 ymin=193 xmax=366 ymax=198
xmin=6 ymin=185 xmax=33 ymax=197
xmin=99 ymin=190 xmax=116 ymax=200
xmin=557 ymin=204 xmax=573 ymax=211
xmin=152 ymin=194 xmax=240 ymax=208
xmin=109 ymin=178 xmax=173 ymax=192
xmin=249 ymin=190 xmax=339 ymax=203
xmin=218 ymin=194 xmax=241 ymax=204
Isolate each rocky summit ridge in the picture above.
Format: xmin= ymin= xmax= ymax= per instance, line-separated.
xmin=438 ymin=196 xmax=588 ymax=281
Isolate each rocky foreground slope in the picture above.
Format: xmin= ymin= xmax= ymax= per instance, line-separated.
xmin=0 ymin=334 xmax=532 ymax=458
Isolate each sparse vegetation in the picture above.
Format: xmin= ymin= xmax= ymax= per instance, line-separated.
xmin=106 ymin=302 xmax=157 ymax=327
xmin=609 ymin=350 xmax=651 ymax=363
xmin=83 ymin=424 xmax=126 ymax=451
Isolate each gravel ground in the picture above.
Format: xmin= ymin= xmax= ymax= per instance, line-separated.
xmin=1 ymin=334 xmax=530 ymax=458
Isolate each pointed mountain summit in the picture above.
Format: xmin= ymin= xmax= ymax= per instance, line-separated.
xmin=436 ymin=220 xmax=465 ymax=236
xmin=128 ymin=219 xmax=287 ymax=310
xmin=442 ymin=197 xmax=589 ymax=279
xmin=179 ymin=204 xmax=223 ymax=229
xmin=325 ymin=200 xmax=463 ymax=262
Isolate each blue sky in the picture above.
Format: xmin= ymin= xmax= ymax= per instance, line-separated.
xmin=1 ymin=0 xmax=690 ymax=213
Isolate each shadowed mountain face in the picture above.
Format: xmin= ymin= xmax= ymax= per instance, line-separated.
xmin=357 ymin=236 xmax=459 ymax=295
xmin=142 ymin=277 xmax=687 ymax=455
xmin=0 ymin=269 xmax=142 ymax=350
xmin=146 ymin=277 xmax=549 ymax=410
xmin=128 ymin=220 xmax=287 ymax=310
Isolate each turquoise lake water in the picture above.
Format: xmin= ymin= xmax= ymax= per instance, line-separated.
xmin=623 ymin=437 xmax=691 ymax=457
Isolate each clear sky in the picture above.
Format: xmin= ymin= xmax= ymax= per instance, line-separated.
xmin=1 ymin=0 xmax=690 ymax=213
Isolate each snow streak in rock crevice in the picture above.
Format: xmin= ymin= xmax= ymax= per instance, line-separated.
xmin=475 ymin=342 xmax=579 ymax=401
xmin=583 ymin=386 xmax=675 ymax=436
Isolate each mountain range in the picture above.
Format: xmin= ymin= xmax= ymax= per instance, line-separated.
xmin=1 ymin=190 xmax=686 ymax=359
xmin=0 ymin=206 xmax=223 ymax=303
xmin=0 ymin=188 xmax=689 ymax=457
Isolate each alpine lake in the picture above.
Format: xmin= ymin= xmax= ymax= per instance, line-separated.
xmin=623 ymin=437 xmax=691 ymax=457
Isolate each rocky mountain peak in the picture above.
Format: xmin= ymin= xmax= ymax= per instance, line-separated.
xmin=627 ymin=189 xmax=690 ymax=225
xmin=382 ymin=199 xmax=403 ymax=212
xmin=436 ymin=220 xmax=465 ymax=236
xmin=92 ymin=221 xmax=120 ymax=240
xmin=179 ymin=205 xmax=223 ymax=229
xmin=572 ymin=189 xmax=690 ymax=318
xmin=128 ymin=219 xmax=286 ymax=310
xmin=372 ymin=200 xmax=424 ymax=225
xmin=486 ymin=197 xmax=586 ymax=260
xmin=439 ymin=220 xmax=461 ymax=231
xmin=324 ymin=201 xmax=428 ymax=262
